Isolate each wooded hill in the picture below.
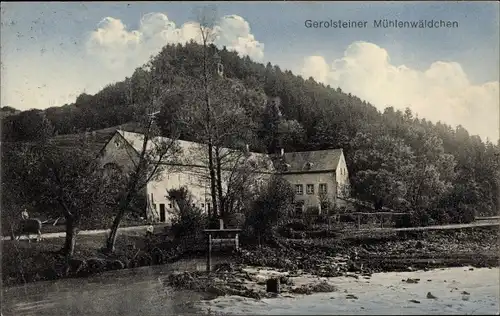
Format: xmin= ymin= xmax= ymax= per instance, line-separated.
xmin=2 ymin=41 xmax=499 ymax=218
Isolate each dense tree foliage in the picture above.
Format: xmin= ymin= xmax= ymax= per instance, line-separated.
xmin=1 ymin=140 xmax=120 ymax=256
xmin=3 ymin=41 xmax=499 ymax=219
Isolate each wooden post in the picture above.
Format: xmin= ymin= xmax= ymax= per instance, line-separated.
xmin=357 ymin=213 xmax=360 ymax=230
xmin=207 ymin=233 xmax=212 ymax=272
xmin=235 ymin=233 xmax=239 ymax=250
xmin=219 ymin=219 xmax=224 ymax=230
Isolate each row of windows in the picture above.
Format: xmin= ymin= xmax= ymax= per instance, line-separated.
xmin=295 ymin=183 xmax=328 ymax=195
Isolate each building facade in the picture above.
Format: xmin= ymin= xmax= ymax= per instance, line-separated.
xmin=274 ymin=148 xmax=351 ymax=215
xmin=98 ymin=130 xmax=350 ymax=223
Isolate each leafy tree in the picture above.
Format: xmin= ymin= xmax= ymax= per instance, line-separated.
xmin=167 ymin=187 xmax=207 ymax=239
xmin=2 ymin=139 xmax=119 ymax=256
xmin=350 ymin=133 xmax=414 ymax=210
xmin=244 ymin=175 xmax=294 ymax=244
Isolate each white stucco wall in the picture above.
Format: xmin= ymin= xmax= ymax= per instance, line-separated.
xmin=99 ymin=131 xmax=352 ymax=222
xmin=146 ymin=166 xmax=212 ymax=224
xmin=282 ymin=172 xmax=337 ymax=213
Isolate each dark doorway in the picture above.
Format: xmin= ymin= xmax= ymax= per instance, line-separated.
xmin=159 ymin=204 xmax=166 ymax=222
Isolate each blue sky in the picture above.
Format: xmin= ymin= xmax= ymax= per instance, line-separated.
xmin=1 ymin=2 xmax=499 ymax=140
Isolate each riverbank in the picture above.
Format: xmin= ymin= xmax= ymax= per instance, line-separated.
xmin=196 ymin=267 xmax=500 ymax=315
xmin=2 ymin=225 xmax=498 ymax=288
xmin=164 ymin=226 xmax=498 ymax=300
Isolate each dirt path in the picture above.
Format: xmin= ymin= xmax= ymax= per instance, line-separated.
xmin=1 ymin=224 xmax=169 ymax=241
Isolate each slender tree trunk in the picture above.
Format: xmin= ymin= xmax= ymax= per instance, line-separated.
xmin=215 ymin=147 xmax=225 ymax=219
xmin=9 ymin=221 xmax=16 ymax=241
xmin=62 ymin=216 xmax=77 ymax=257
xmin=208 ymin=144 xmax=218 ymax=220
xmin=106 ymin=193 xmax=134 ymax=252
xmin=106 ymin=117 xmax=153 ymax=252
xmin=202 ymin=36 xmax=218 ymax=221
xmin=106 ymin=211 xmax=124 ymax=252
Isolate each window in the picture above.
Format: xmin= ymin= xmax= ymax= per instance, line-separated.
xmin=201 ymin=203 xmax=205 ymax=208
xmin=168 ymin=203 xmax=172 ymax=208
xmin=306 ymin=184 xmax=314 ymax=195
xmin=192 ymin=203 xmax=196 ymax=207
xmin=319 ymin=183 xmax=327 ymax=194
xmin=295 ymin=184 xmax=304 ymax=195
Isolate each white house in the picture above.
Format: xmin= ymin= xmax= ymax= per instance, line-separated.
xmin=97 ymin=130 xmax=350 ymax=223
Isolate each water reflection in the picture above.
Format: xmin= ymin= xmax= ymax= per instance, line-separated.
xmin=2 ymin=259 xmax=216 ymax=316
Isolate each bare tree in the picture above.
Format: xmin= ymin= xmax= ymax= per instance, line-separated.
xmin=196 ymin=5 xmax=220 ymax=221
xmin=105 ymin=62 xmax=183 ymax=252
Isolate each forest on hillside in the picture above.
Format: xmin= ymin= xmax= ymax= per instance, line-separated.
xmin=2 ymin=41 xmax=499 ymax=219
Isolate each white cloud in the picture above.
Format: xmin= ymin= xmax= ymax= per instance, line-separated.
xmin=301 ymin=41 xmax=500 ymax=142
xmin=86 ymin=12 xmax=265 ymax=72
xmin=1 ymin=12 xmax=264 ymax=111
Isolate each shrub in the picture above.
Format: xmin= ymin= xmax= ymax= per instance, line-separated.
xmin=339 ymin=214 xmax=356 ymax=223
xmin=244 ymin=175 xmax=295 ymax=243
xmin=303 ymin=206 xmax=320 ymax=228
xmin=168 ymin=187 xmax=207 ymax=239
xmin=305 ymin=206 xmax=320 ymax=216
xmin=394 ymin=213 xmax=412 ymax=228
xmin=429 ymin=208 xmax=451 ymax=225
xmin=395 ymin=209 xmax=434 ymax=228
xmin=455 ymin=203 xmax=476 ymax=224
xmin=225 ymin=212 xmax=245 ymax=228
xmin=282 ymin=219 xmax=308 ymax=231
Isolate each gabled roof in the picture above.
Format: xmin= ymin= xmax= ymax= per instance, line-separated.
xmin=48 ymin=130 xmax=115 ymax=154
xmin=116 ymin=130 xmax=275 ymax=173
xmin=280 ymin=149 xmax=344 ymax=173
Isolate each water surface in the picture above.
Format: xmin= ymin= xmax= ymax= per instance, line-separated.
xmin=2 ymin=259 xmax=214 ymax=316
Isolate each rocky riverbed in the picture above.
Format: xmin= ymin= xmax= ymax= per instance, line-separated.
xmin=166 ymin=227 xmax=499 ymax=300
xmin=167 ymin=263 xmax=340 ymax=300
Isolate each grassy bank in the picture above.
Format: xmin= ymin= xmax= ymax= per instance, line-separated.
xmin=1 ymin=230 xmax=189 ymax=287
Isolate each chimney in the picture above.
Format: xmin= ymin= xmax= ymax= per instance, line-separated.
xmin=245 ymin=144 xmax=250 ymax=152
xmin=280 ymin=148 xmax=284 ymax=156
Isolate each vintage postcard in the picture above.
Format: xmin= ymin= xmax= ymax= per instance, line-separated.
xmin=1 ymin=2 xmax=499 ymax=315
